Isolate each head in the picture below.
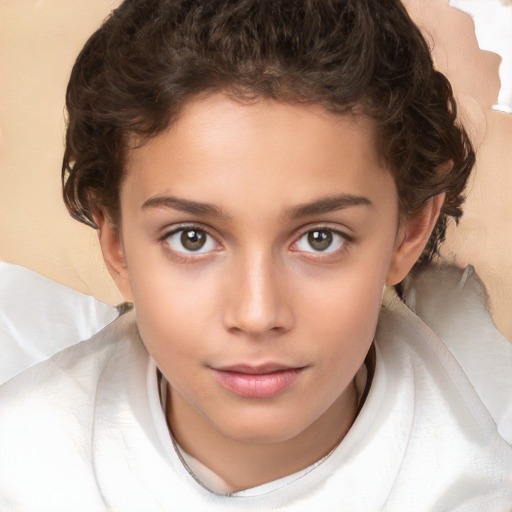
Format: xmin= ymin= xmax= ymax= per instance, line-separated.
xmin=61 ymin=0 xmax=475 ymax=482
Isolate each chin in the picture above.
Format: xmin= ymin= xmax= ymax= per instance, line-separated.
xmin=211 ymin=408 xmax=312 ymax=445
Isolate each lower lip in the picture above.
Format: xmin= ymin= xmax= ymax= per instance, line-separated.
xmin=213 ymin=368 xmax=303 ymax=398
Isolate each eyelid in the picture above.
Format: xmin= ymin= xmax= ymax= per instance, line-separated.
xmin=292 ymin=223 xmax=353 ymax=242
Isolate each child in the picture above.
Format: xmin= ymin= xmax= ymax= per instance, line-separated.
xmin=1 ymin=0 xmax=511 ymax=510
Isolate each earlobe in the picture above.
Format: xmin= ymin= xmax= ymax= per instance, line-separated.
xmin=386 ymin=193 xmax=445 ymax=285
xmin=92 ymin=210 xmax=134 ymax=302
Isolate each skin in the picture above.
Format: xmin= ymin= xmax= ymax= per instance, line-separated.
xmin=96 ymin=94 xmax=443 ymax=491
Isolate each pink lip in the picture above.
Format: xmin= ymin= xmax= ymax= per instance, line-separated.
xmin=212 ymin=364 xmax=304 ymax=398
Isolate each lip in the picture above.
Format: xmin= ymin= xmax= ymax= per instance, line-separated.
xmin=212 ymin=364 xmax=304 ymax=398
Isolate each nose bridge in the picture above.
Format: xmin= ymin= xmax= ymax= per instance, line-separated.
xmin=224 ymin=246 xmax=292 ymax=336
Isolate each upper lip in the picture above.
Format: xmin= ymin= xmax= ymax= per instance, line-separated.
xmin=212 ymin=363 xmax=304 ymax=375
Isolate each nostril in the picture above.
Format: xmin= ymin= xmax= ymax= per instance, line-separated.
xmin=223 ymin=296 xmax=293 ymax=337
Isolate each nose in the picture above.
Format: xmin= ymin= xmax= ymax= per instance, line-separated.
xmin=223 ymin=250 xmax=294 ymax=337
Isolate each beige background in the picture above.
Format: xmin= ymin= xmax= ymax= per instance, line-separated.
xmin=1 ymin=0 xmax=511 ymax=339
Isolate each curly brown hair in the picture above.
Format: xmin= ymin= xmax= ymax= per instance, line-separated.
xmin=62 ymin=0 xmax=475 ymax=269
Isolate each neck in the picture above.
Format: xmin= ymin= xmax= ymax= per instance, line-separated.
xmin=167 ymin=382 xmax=358 ymax=492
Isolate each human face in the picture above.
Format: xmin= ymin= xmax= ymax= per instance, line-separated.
xmin=113 ymin=95 xmax=403 ymax=453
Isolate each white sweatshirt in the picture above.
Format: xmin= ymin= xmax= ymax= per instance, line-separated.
xmin=0 ymin=264 xmax=511 ymax=511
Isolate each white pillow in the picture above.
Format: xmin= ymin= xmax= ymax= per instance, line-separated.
xmin=0 ymin=262 xmax=118 ymax=384
xmin=402 ymin=264 xmax=512 ymax=444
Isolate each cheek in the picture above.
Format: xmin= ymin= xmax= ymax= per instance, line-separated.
xmin=127 ymin=255 xmax=222 ymax=358
xmin=302 ymin=248 xmax=390 ymax=320
xmin=296 ymin=245 xmax=392 ymax=367
xmin=307 ymin=278 xmax=382 ymax=355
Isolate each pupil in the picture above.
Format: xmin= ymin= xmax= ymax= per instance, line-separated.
xmin=308 ymin=230 xmax=332 ymax=251
xmin=181 ymin=230 xmax=206 ymax=251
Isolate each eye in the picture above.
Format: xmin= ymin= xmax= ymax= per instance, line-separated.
xmin=163 ymin=227 xmax=219 ymax=254
xmin=294 ymin=229 xmax=346 ymax=253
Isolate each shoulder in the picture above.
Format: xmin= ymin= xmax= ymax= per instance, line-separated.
xmin=370 ymin=271 xmax=512 ymax=507
xmin=0 ymin=311 xmax=142 ymax=510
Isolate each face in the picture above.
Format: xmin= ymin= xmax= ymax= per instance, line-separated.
xmin=100 ymin=94 xmax=437 ymax=454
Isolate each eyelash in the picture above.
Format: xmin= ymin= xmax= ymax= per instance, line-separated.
xmin=159 ymin=223 xmax=352 ymax=261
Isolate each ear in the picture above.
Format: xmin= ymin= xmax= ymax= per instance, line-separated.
xmin=386 ymin=193 xmax=445 ymax=285
xmin=93 ymin=210 xmax=134 ymax=302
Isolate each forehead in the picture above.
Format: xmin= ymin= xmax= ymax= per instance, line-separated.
xmin=123 ymin=94 xmax=396 ymax=219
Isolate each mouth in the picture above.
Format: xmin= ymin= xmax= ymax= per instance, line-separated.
xmin=211 ymin=364 xmax=305 ymax=398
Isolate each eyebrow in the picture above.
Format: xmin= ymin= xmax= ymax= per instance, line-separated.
xmin=141 ymin=192 xmax=372 ymax=219
xmin=286 ymin=193 xmax=373 ymax=218
xmin=141 ymin=195 xmax=229 ymax=218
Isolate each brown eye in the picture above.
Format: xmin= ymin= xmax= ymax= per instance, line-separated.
xmin=181 ymin=230 xmax=206 ymax=251
xmin=164 ymin=227 xmax=218 ymax=254
xmin=294 ymin=229 xmax=346 ymax=253
xmin=307 ymin=230 xmax=333 ymax=251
